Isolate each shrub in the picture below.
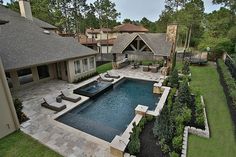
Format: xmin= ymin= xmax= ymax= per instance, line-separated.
xmin=175 ymin=124 xmax=184 ymax=136
xmin=161 ymin=143 xmax=170 ymax=154
xmin=146 ymin=115 xmax=154 ymax=122
xmin=195 ymin=94 xmax=205 ymax=127
xmin=153 ymin=106 xmax=174 ymax=143
xmin=73 ymin=72 xmax=98 ymax=83
xmin=169 ymin=69 xmax=179 ymax=87
xmin=138 ymin=117 xmax=147 ymax=129
xmin=170 ymin=151 xmax=179 ymax=157
xmin=182 ymin=60 xmax=190 ymax=75
xmin=172 ymin=135 xmax=183 ymax=153
xmin=177 ymin=81 xmax=191 ymax=107
xmin=127 ymin=135 xmax=140 ymax=155
xmin=14 ymin=98 xmax=29 ymax=124
xmin=182 ymin=107 xmax=192 ymax=124
xmin=127 ymin=122 xmax=141 ymax=154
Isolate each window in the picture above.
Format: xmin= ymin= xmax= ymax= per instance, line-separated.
xmin=17 ymin=68 xmax=33 ymax=85
xmin=74 ymin=60 xmax=81 ymax=74
xmin=82 ymin=58 xmax=88 ymax=72
xmin=89 ymin=57 xmax=95 ymax=69
xmin=37 ymin=65 xmax=50 ymax=79
xmin=5 ymin=72 xmax=13 ymax=88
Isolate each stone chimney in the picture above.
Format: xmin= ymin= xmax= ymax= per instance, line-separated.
xmin=18 ymin=0 xmax=33 ymax=21
xmin=166 ymin=24 xmax=178 ymax=44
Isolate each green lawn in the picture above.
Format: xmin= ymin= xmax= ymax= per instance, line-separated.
xmin=96 ymin=62 xmax=112 ymax=74
xmin=0 ymin=131 xmax=62 ymax=157
xmin=187 ymin=64 xmax=236 ymax=157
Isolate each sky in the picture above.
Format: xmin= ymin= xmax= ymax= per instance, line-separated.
xmin=3 ymin=0 xmax=223 ymax=22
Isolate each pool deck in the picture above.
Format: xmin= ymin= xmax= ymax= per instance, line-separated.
xmin=13 ymin=66 xmax=165 ymax=157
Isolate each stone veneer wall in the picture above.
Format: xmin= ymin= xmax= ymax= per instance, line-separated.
xmin=181 ymin=96 xmax=210 ymax=157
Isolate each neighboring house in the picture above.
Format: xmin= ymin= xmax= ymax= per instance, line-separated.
xmin=0 ymin=1 xmax=98 ymax=90
xmin=111 ymin=25 xmax=178 ymax=70
xmin=113 ymin=23 xmax=149 ymax=34
xmin=82 ymin=23 xmax=149 ymax=54
xmin=0 ymin=20 xmax=19 ymax=139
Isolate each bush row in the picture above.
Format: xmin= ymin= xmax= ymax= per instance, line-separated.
xmin=218 ymin=59 xmax=236 ymax=109
xmin=127 ymin=115 xmax=154 ymax=155
xmin=153 ymin=63 xmax=205 ymax=157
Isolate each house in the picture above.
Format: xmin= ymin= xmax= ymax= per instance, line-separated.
xmin=111 ymin=25 xmax=178 ymax=70
xmin=82 ymin=23 xmax=149 ymax=54
xmin=0 ymin=20 xmax=19 ymax=138
xmin=0 ymin=1 xmax=98 ymax=90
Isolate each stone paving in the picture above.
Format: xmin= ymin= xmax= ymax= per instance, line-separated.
xmin=13 ymin=65 xmax=164 ymax=157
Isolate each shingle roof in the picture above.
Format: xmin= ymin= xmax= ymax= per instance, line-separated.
xmin=0 ymin=5 xmax=97 ymax=71
xmin=110 ymin=33 xmax=173 ymax=56
xmin=113 ymin=23 xmax=149 ymax=33
xmin=32 ymin=17 xmax=57 ymax=30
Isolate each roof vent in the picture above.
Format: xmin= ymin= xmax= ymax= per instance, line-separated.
xmin=43 ymin=30 xmax=50 ymax=35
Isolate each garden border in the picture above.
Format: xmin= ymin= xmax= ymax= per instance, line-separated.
xmin=181 ymin=96 xmax=210 ymax=157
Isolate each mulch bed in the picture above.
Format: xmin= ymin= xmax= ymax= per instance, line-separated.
xmin=216 ymin=61 xmax=236 ymax=137
xmin=137 ymin=120 xmax=165 ymax=157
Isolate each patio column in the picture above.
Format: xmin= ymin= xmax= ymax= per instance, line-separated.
xmin=112 ymin=53 xmax=117 ymax=69
xmin=9 ymin=70 xmax=20 ymax=89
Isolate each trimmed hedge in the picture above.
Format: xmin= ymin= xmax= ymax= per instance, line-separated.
xmin=218 ymin=59 xmax=236 ymax=109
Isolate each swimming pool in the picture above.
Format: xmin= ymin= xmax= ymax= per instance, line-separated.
xmin=56 ymin=78 xmax=160 ymax=142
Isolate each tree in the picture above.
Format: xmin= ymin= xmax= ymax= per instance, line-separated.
xmin=169 ymin=68 xmax=179 ymax=87
xmin=177 ymin=81 xmax=191 ymax=107
xmin=123 ymin=18 xmax=132 ymax=23
xmin=93 ymin=0 xmax=120 ymax=28
xmin=213 ymin=0 xmax=236 ymax=13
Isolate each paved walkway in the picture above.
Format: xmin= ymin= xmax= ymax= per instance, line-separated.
xmin=13 ymin=66 xmax=163 ymax=157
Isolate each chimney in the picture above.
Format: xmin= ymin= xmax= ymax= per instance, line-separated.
xmin=166 ymin=24 xmax=178 ymax=44
xmin=18 ymin=0 xmax=33 ymax=21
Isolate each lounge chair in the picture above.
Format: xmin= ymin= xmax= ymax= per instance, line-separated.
xmin=104 ymin=72 xmax=120 ymax=79
xmin=97 ymin=75 xmax=114 ymax=82
xmin=61 ymin=90 xmax=81 ymax=103
xmin=41 ymin=96 xmax=66 ymax=112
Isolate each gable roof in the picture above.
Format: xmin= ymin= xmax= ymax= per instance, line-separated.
xmin=0 ymin=5 xmax=97 ymax=71
xmin=110 ymin=33 xmax=173 ymax=56
xmin=113 ymin=23 xmax=149 ymax=33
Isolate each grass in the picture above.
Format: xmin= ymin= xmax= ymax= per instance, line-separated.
xmin=0 ymin=131 xmax=62 ymax=157
xmin=187 ymin=63 xmax=236 ymax=157
xmin=96 ymin=62 xmax=112 ymax=74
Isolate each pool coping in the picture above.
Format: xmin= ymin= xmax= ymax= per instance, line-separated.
xmin=50 ymin=75 xmax=170 ymax=157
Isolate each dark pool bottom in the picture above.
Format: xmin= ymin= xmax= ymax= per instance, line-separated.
xmin=56 ymin=78 xmax=160 ymax=142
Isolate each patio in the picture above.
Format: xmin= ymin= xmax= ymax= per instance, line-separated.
xmin=12 ymin=66 xmax=164 ymax=157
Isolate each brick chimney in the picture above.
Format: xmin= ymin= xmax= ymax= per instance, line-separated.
xmin=18 ymin=0 xmax=33 ymax=21
xmin=166 ymin=24 xmax=178 ymax=44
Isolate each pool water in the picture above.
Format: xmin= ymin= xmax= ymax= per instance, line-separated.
xmin=57 ymin=78 xmax=160 ymax=142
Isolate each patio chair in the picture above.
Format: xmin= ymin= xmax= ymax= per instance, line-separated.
xmin=41 ymin=96 xmax=66 ymax=112
xmin=61 ymin=90 xmax=81 ymax=103
xmin=97 ymin=74 xmax=114 ymax=82
xmin=104 ymin=72 xmax=120 ymax=79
